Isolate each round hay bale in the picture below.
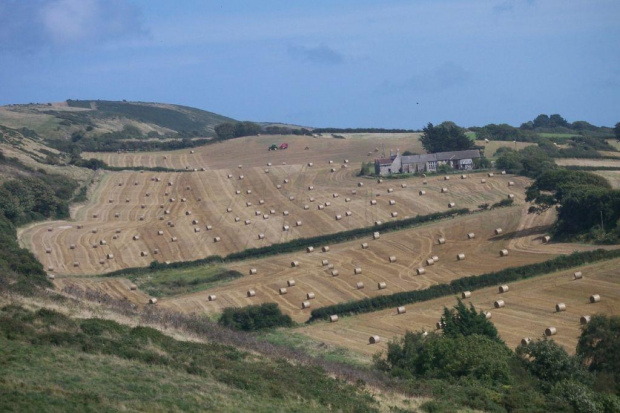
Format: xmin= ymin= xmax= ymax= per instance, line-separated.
xmin=521 ymin=337 xmax=532 ymax=346
xmin=438 ymin=237 xmax=446 ymax=245
xmin=259 ymin=199 xmax=265 ymax=205
xmin=448 ymin=202 xmax=456 ymax=208
xmin=77 ymin=225 xmax=83 ymax=229
xmin=457 ymin=253 xmax=465 ymax=260
xmin=391 ymin=212 xmax=398 ymax=217
xmin=264 ymin=169 xmax=269 ymax=173
xmin=153 ymin=249 xmax=159 ymax=255
xmin=194 ymin=227 xmax=201 ymax=233
xmin=387 ymin=188 xmax=394 ymax=193
xmin=139 ymin=216 xmax=145 ymax=221
xmin=214 ymin=236 xmax=221 ymax=242
xmin=73 ymin=261 xmax=79 ymax=267
xmin=206 ymin=225 xmax=213 ymax=230
xmin=318 ymin=204 xmax=325 ymax=210
xmin=426 ymin=258 xmax=434 ymax=266
xmin=580 ymin=315 xmax=591 ymax=325
xmin=444 ymin=176 xmax=450 ymax=180
xmin=500 ymin=249 xmax=509 ymax=257
xmin=255 ymin=210 xmax=261 ymax=216
xmin=283 ymin=210 xmax=289 ymax=216
xmin=389 ymin=199 xmax=396 ymax=205
xmin=508 ymin=181 xmax=515 ymax=186
xmin=377 ymin=179 xmax=383 ymax=183
xmin=282 ymin=225 xmax=290 ymax=231
xmin=270 ymin=209 xmax=276 ymax=214
xmin=246 ymin=189 xmax=252 ymax=194
xmin=436 ymin=322 xmax=444 ymax=330
xmin=307 ymin=246 xmax=314 ymax=253
xmin=388 ymin=256 xmax=396 ymax=263
xmin=508 ymin=194 xmax=515 ymax=200
xmin=208 ymin=295 xmax=216 ymax=301
xmin=309 ymin=197 xmax=315 ymax=202
xmin=351 ymin=189 xmax=357 ymax=194
xmin=287 ymin=279 xmax=296 ymax=287
xmin=249 ymin=268 xmax=257 ymax=275
xmin=494 ymin=300 xmax=505 ymax=308
xmin=462 ymin=291 xmax=471 ymax=298
xmin=332 ymin=193 xmax=339 ymax=198
xmin=461 ymin=174 xmax=467 ymax=179
xmin=283 ymin=179 xmax=289 ymax=184
xmin=322 ymin=246 xmax=330 ymax=252
xmin=397 ymin=306 xmax=406 ymax=314
xmin=301 ymin=301 xmax=311 ymax=309
xmin=92 ymin=244 xmax=99 ymax=249
xmin=114 ymin=212 xmax=121 ymax=218
xmin=488 ymin=173 xmax=494 ymax=177
xmin=423 ymin=180 xmax=428 ymax=185
xmin=361 ymin=242 xmax=369 ymax=249
xmin=556 ymin=303 xmax=567 ymax=312
xmin=296 ymin=221 xmax=303 ymax=227
xmin=327 ymin=264 xmax=334 ymax=269
xmin=590 ymin=294 xmax=601 ymax=303
xmin=307 ymin=292 xmax=315 ymax=300
xmin=484 ymin=312 xmax=492 ymax=319
xmin=499 ymin=285 xmax=509 ymax=293
xmin=290 ymin=261 xmax=299 ymax=267
xmin=356 ymin=282 xmax=365 ymax=289
xmin=45 ymin=248 xmax=52 ymax=254
xmin=373 ymin=232 xmax=380 ymax=240
xmin=171 ymin=236 xmax=178 ymax=242
xmin=331 ymin=270 xmax=339 ymax=277
xmin=369 ymin=335 xmax=381 ymax=344
xmin=358 ymin=182 xmax=364 ymax=187
xmin=495 ymin=228 xmax=503 ymax=235
xmin=330 ymin=315 xmax=339 ymax=322
xmin=375 ymin=220 xmax=382 ymax=226
xmin=467 ymin=232 xmax=475 ymax=239
xmin=432 ymin=255 xmax=439 ymax=262
xmin=370 ymin=200 xmax=377 ymax=205
xmin=320 ymin=259 xmax=330 ymax=267
xmin=247 ymin=290 xmax=256 ymax=297
xmin=573 ymin=271 xmax=583 ymax=280
xmin=149 ymin=298 xmax=158 ymax=304
xmin=258 ymin=233 xmax=265 ymax=240
xmin=246 ymin=202 xmax=252 ymax=207
xmin=354 ymin=267 xmax=362 ymax=275
xmin=141 ymin=251 xmax=148 ymax=257
xmin=133 ymin=235 xmax=140 ymax=241
xmin=545 ymin=327 xmax=557 ymax=336
xmin=308 ymin=162 xmax=313 ymax=167
xmin=401 ymin=183 xmax=407 ymax=188
xmin=279 ymin=287 xmax=288 ymax=295
xmin=346 ymin=211 xmax=352 ymax=216
xmin=441 ymin=187 xmax=448 ymax=193
xmin=481 ymin=179 xmax=487 ymax=183
xmin=93 ymin=213 xmax=99 ymax=218
xmin=378 ymin=282 xmax=387 ymax=289
xmin=186 ymin=210 xmax=192 ymax=216
xmin=239 ymin=175 xmax=244 ymax=180
xmin=235 ymin=217 xmax=240 ymax=222
xmin=335 ymin=214 xmax=342 ymax=220
xmin=276 ymin=184 xmax=282 ymax=189
xmin=417 ymin=268 xmax=426 ymax=275
xmin=324 ymin=201 xmax=331 ymax=207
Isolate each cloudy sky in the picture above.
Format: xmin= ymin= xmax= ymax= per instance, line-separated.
xmin=0 ymin=0 xmax=618 ymax=128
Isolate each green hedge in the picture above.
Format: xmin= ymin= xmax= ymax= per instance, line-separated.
xmin=218 ymin=303 xmax=293 ymax=331
xmin=308 ymin=249 xmax=620 ymax=322
xmin=103 ymin=209 xmax=470 ymax=278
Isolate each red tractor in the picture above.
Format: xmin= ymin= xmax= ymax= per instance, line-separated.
xmin=279 ymin=143 xmax=288 ymax=150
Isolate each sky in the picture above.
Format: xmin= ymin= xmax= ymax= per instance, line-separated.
xmin=0 ymin=0 xmax=618 ymax=128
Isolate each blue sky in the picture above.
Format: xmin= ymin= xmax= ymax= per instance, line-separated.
xmin=0 ymin=0 xmax=618 ymax=128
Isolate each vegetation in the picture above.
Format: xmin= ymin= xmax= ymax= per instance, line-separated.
xmin=440 ymin=299 xmax=500 ymax=341
xmin=308 ymin=248 xmax=620 ymax=322
xmin=577 ymin=315 xmax=620 ymax=395
xmin=219 ymin=303 xmax=294 ymax=331
xmin=130 ymin=266 xmax=244 ymax=297
xmin=214 ymin=121 xmax=262 ymax=140
xmin=357 ymin=161 xmax=374 ymax=176
xmin=312 ymin=127 xmax=418 ymax=133
xmin=0 ymin=305 xmax=379 ymax=412
xmin=420 ymin=122 xmax=474 ymax=153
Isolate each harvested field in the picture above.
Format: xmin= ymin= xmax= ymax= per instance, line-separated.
xmin=297 ymin=258 xmax=620 ymax=357
xmin=21 ymin=167 xmax=528 ymax=275
xmin=54 ymin=277 xmax=150 ymax=304
xmin=83 ymin=134 xmax=418 ymax=170
xmin=555 ymin=158 xmax=620 ymax=168
xmin=474 ymin=140 xmax=534 ymax=157
xmin=593 ymin=171 xmax=620 ymax=189
xmin=157 ymin=205 xmax=602 ymax=322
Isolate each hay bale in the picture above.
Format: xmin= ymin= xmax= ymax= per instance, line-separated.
xmin=290 ymin=261 xmax=299 ymax=267
xmin=235 ymin=190 xmax=241 ymax=195
xmin=484 ymin=311 xmax=492 ymax=319
xmin=244 ymin=219 xmax=251 ymax=225
xmin=373 ymin=232 xmax=380 ymax=240
xmin=283 ymin=210 xmax=289 ymax=216
xmin=377 ymin=179 xmax=383 ymax=183
xmin=141 ymin=251 xmax=148 ymax=257
xmin=332 ymin=193 xmax=339 ymax=198
xmin=354 ymin=267 xmax=362 ymax=275
xmin=419 ymin=190 xmax=426 ymax=196
xmin=239 ymin=175 xmax=244 ymax=180
xmin=556 ymin=303 xmax=566 ymax=312
xmin=296 ymin=221 xmax=303 ymax=227
xmin=77 ymin=225 xmax=83 ymax=229
xmin=270 ymin=209 xmax=276 ymax=214
xmin=264 ymin=169 xmax=269 ymax=173
xmin=114 ymin=212 xmax=120 ymax=218
xmin=401 ymin=183 xmax=407 ymax=188
xmin=508 ymin=181 xmax=515 ymax=186
xmin=481 ymin=179 xmax=487 ymax=183
xmin=444 ymin=176 xmax=451 ymax=181
xmin=255 ymin=210 xmax=261 ymax=216
xmin=494 ymin=299 xmax=505 ymax=308
xmin=249 ymin=268 xmax=257 ymax=275
xmin=397 ymin=306 xmax=406 ymax=314
xmin=318 ymin=204 xmax=325 ymax=210
xmin=283 ymin=179 xmax=289 ymax=184
xmin=73 ymin=261 xmax=79 ymax=267
xmin=370 ymin=200 xmax=377 ymax=205
xmin=306 ymin=292 xmax=315 ymax=300
xmin=99 ymin=258 xmax=105 ymax=264
xmin=308 ymin=162 xmax=313 ymax=167
xmin=329 ymin=315 xmax=340 ymax=322
xmin=389 ymin=200 xmax=396 ymax=205
xmin=133 ymin=235 xmax=140 ymax=240
xmin=208 ymin=295 xmax=217 ymax=301
xmin=45 ymin=248 xmax=52 ymax=254
xmin=307 ymin=246 xmax=314 ymax=253
xmin=309 ymin=197 xmax=315 ymax=202
xmin=186 ymin=211 xmax=192 ymax=216
xmin=573 ymin=271 xmax=583 ymax=279
xmin=438 ymin=238 xmax=446 ymax=245
xmin=235 ymin=217 xmax=241 ymax=222
xmin=351 ymin=189 xmax=357 ymax=194
xmin=502 ymin=171 xmax=507 ymax=175
xmin=369 ymin=335 xmax=381 ymax=344
xmin=206 ymin=225 xmax=213 ymax=230
xmin=92 ymin=244 xmax=99 ymax=249
xmin=590 ymin=294 xmax=601 ymax=303
xmin=521 ymin=337 xmax=532 ymax=346
xmin=495 ymin=228 xmax=503 ymax=235
xmin=301 ymin=301 xmax=311 ymax=309
xmin=327 ymin=264 xmax=334 ymax=269
xmin=375 ymin=220 xmax=382 ymax=226
xmin=448 ymin=202 xmax=456 ymax=208
xmin=258 ymin=233 xmax=265 ymax=240
xmin=192 ymin=219 xmax=200 ymax=224
xmin=488 ymin=173 xmax=494 ymax=177
xmin=545 ymin=327 xmax=557 ymax=336
xmin=499 ymin=285 xmax=509 ymax=293
xmin=417 ymin=268 xmax=426 ymax=275
xmin=387 ymin=188 xmax=394 ymax=193
xmin=335 ymin=214 xmax=342 ymax=220
xmin=356 ymin=282 xmax=364 ymax=289
xmin=153 ymin=249 xmax=159 ymax=255
xmin=500 ymin=249 xmax=509 ymax=257
xmin=441 ymin=187 xmax=448 ymax=193
xmin=322 ymin=259 xmax=329 ymax=266
xmin=247 ymin=290 xmax=256 ymax=297
xmin=194 ymin=227 xmax=201 ymax=233
xmin=432 ymin=255 xmax=439 ymax=261
xmin=149 ymin=298 xmax=158 ymax=304
xmin=462 ymin=291 xmax=472 ymax=298
xmin=322 ymin=246 xmax=330 ymax=252
xmin=508 ymin=194 xmax=515 ymax=199
xmin=246 ymin=189 xmax=252 ymax=194
xmin=246 ymin=202 xmax=252 ymax=207
xmin=426 ymin=258 xmax=434 ymax=266
xmin=214 ymin=236 xmax=221 ymax=242
xmin=324 ymin=201 xmax=331 ymax=207
xmin=346 ymin=211 xmax=352 ymax=216
xmin=279 ymin=287 xmax=288 ymax=295
xmin=461 ymin=174 xmax=467 ymax=179
xmin=259 ymin=199 xmax=265 ymax=205
xmin=93 ymin=213 xmax=99 ymax=218
xmin=436 ymin=322 xmax=444 ymax=330
xmin=580 ymin=315 xmax=591 ymax=325
xmin=331 ymin=270 xmax=339 ymax=277
xmin=378 ymin=281 xmax=387 ymax=289
xmin=457 ymin=253 xmax=465 ymax=260
xmin=171 ymin=236 xmax=178 ymax=242
xmin=361 ymin=242 xmax=369 ymax=249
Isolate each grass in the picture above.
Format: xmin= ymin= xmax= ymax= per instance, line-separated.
xmin=0 ymin=305 xmax=381 ymax=412
xmin=465 ymin=131 xmax=477 ymax=140
xmin=129 ymin=265 xmax=243 ymax=297
xmin=538 ymin=132 xmax=581 ymax=139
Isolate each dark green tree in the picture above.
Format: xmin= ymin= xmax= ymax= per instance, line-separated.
xmin=420 ymin=122 xmax=473 ymax=153
xmin=614 ymin=122 xmax=620 ymax=142
xmin=577 ymin=315 xmax=620 ymax=393
xmin=440 ymin=299 xmax=500 ymax=340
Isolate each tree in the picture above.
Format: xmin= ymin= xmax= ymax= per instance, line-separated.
xmin=440 ymin=299 xmax=500 ymax=340
xmin=420 ymin=122 xmax=473 ymax=153
xmin=576 ymin=315 xmax=620 ymax=393
xmin=614 ymin=122 xmax=620 ymax=142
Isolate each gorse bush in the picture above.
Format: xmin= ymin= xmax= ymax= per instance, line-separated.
xmin=218 ymin=303 xmax=293 ymax=331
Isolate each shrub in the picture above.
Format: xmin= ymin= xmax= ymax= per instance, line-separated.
xmin=219 ymin=303 xmax=293 ymax=331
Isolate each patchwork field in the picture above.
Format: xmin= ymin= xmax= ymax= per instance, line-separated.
xmin=555 ymin=158 xmax=620 ymax=167
xmin=297 ymin=258 xmax=620 ymax=357
xmin=83 ymin=134 xmax=421 ymax=170
xmin=21 ymin=165 xmax=527 ymax=276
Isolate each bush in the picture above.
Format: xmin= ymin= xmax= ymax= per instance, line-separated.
xmin=219 ymin=303 xmax=293 ymax=331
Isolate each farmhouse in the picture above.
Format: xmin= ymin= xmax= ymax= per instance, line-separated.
xmin=375 ymin=149 xmax=481 ymax=176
